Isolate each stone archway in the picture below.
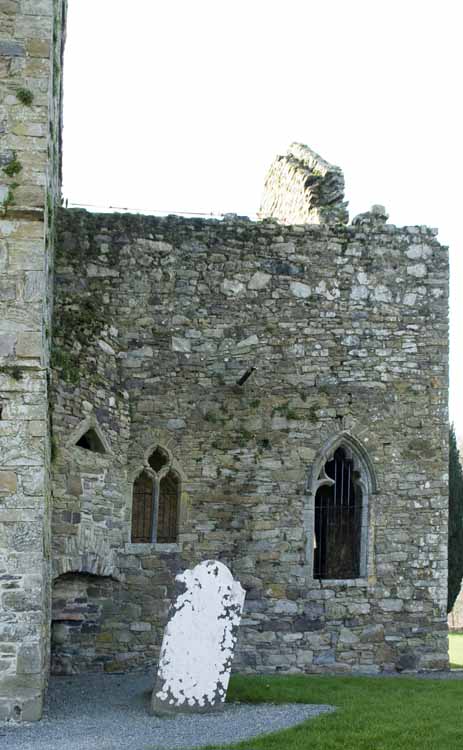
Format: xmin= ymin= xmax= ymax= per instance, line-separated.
xmin=51 ymin=572 xmax=120 ymax=675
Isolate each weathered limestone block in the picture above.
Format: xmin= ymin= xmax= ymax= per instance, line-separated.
xmin=0 ymin=471 xmax=17 ymax=493
xmin=151 ymin=560 xmax=245 ymax=714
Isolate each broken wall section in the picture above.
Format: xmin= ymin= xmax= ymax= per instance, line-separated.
xmin=259 ymin=143 xmax=349 ymax=226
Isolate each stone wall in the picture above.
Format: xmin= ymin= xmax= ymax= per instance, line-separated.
xmin=0 ymin=0 xmax=66 ymax=721
xmin=51 ymin=548 xmax=185 ymax=674
xmin=50 ymin=206 xmax=449 ymax=675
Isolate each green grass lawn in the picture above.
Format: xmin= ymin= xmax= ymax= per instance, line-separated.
xmin=211 ymin=673 xmax=463 ymax=750
xmin=205 ymin=638 xmax=463 ymax=750
xmin=188 ymin=633 xmax=463 ymax=750
xmin=449 ymin=632 xmax=463 ymax=668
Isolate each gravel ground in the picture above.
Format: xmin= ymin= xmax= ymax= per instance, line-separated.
xmin=0 ymin=671 xmax=334 ymax=750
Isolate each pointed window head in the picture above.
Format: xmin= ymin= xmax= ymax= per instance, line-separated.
xmin=76 ymin=428 xmax=106 ymax=454
xmin=314 ymin=446 xmax=363 ymax=579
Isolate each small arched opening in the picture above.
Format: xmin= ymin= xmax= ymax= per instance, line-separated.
xmin=51 ymin=572 xmax=119 ymax=675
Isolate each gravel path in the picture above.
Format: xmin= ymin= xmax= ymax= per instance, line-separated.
xmin=0 ymin=671 xmax=334 ymax=750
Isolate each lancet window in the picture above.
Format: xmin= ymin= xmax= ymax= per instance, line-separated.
xmin=310 ymin=436 xmax=375 ymax=580
xmin=131 ymin=447 xmax=179 ymax=544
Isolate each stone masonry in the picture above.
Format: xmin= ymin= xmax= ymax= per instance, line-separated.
xmin=49 ymin=194 xmax=449 ymax=677
xmin=0 ymin=0 xmax=66 ymax=721
xmin=0 ymin=3 xmax=450 ymax=723
xmin=259 ymin=143 xmax=349 ymax=226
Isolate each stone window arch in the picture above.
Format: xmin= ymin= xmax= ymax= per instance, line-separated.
xmin=68 ymin=415 xmax=112 ymax=456
xmin=306 ymin=432 xmax=377 ymax=580
xmin=131 ymin=447 xmax=180 ymax=544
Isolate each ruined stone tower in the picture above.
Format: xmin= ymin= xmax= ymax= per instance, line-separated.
xmin=1 ymin=2 xmax=449 ymax=724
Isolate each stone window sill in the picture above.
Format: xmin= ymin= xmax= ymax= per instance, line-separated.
xmin=123 ymin=543 xmax=181 ymax=555
xmin=310 ymin=577 xmax=369 ymax=588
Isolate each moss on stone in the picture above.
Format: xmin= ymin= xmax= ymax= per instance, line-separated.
xmin=16 ymin=87 xmax=34 ymax=106
xmin=272 ymin=401 xmax=298 ymax=420
xmin=0 ymin=365 xmax=22 ymax=380
xmin=238 ymin=428 xmax=254 ymax=445
xmin=1 ymin=182 xmax=18 ymax=213
xmin=51 ymin=349 xmax=80 ymax=385
xmin=2 ymin=154 xmax=22 ymax=178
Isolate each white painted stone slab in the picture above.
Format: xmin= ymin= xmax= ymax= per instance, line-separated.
xmin=151 ymin=560 xmax=245 ymax=715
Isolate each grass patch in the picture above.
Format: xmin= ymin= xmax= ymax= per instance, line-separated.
xmin=206 ymin=674 xmax=463 ymax=750
xmin=449 ymin=632 xmax=463 ymax=668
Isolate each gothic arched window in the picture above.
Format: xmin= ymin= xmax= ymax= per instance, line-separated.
xmin=314 ymin=448 xmax=362 ymax=579
xmin=131 ymin=448 xmax=180 ymax=544
xmin=309 ymin=434 xmax=376 ymax=580
xmin=131 ymin=472 xmax=154 ymax=543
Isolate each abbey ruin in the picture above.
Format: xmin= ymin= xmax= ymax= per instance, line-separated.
xmin=0 ymin=0 xmax=450 ymax=722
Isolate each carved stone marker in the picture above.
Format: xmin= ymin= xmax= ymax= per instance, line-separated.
xmin=151 ymin=560 xmax=245 ymax=715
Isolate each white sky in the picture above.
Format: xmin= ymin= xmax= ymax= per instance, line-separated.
xmin=62 ymin=0 xmax=462 ymax=439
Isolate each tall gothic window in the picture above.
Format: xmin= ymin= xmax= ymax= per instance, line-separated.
xmin=157 ymin=472 xmax=180 ymax=543
xmin=132 ymin=472 xmax=154 ymax=543
xmin=313 ymin=447 xmax=363 ymax=579
xmin=131 ymin=448 xmax=179 ymax=544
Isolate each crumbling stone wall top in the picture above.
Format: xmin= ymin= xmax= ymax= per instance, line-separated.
xmin=259 ymin=142 xmax=349 ymax=226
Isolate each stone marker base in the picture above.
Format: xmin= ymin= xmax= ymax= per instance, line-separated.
xmin=150 ymin=694 xmax=226 ymax=716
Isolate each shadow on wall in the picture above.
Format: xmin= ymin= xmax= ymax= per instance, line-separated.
xmin=51 ymin=572 xmax=157 ymax=674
